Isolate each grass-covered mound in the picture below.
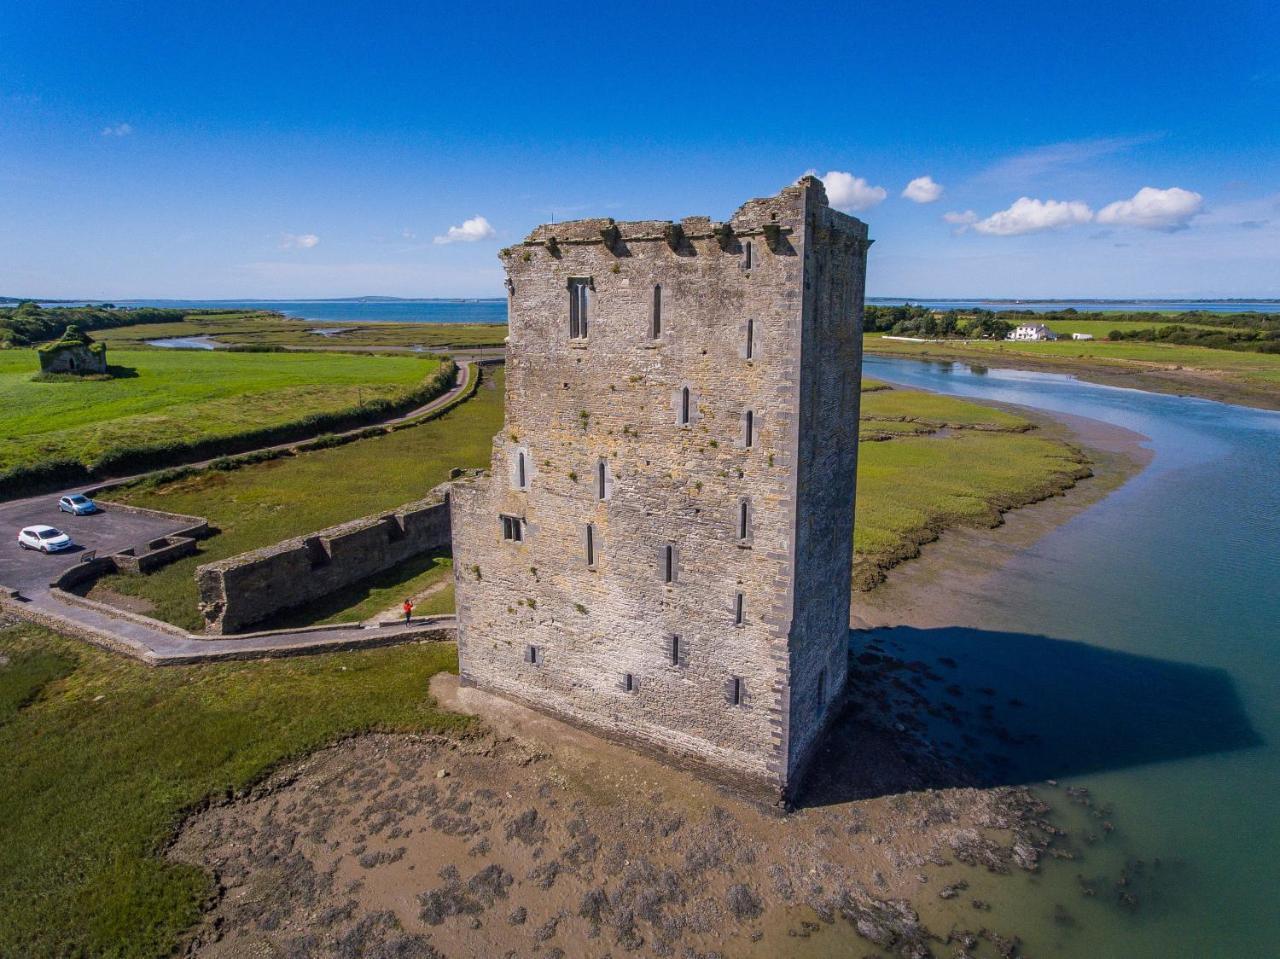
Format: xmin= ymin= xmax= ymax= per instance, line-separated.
xmin=94 ymin=369 xmax=506 ymax=631
xmin=0 ymin=623 xmax=469 ymax=958
xmin=0 ymin=349 xmax=452 ymax=495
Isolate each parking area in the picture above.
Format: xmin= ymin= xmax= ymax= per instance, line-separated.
xmin=0 ymin=494 xmax=191 ymax=592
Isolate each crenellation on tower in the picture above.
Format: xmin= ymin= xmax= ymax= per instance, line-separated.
xmin=451 ymin=177 xmax=869 ymax=806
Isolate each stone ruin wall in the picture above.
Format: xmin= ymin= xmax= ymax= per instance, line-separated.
xmin=451 ymin=178 xmax=868 ymax=803
xmin=196 ymin=481 xmax=453 ymax=635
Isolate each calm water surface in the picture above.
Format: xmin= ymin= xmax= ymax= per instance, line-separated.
xmin=863 ymin=355 xmax=1280 ymax=957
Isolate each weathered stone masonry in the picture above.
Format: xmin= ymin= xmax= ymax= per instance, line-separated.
xmin=451 ymin=178 xmax=869 ymax=804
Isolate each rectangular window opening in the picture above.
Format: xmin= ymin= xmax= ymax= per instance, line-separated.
xmin=729 ymin=675 xmax=743 ymax=706
xmin=597 ymin=460 xmax=607 ymax=500
xmin=501 ymin=514 xmax=523 ymax=542
xmin=516 ymin=450 xmax=528 ymax=490
xmin=679 ymin=387 xmax=690 ymax=426
xmin=527 ymin=644 xmax=541 ymax=665
xmin=743 ymin=241 xmax=753 ymax=271
xmin=745 ymin=317 xmax=755 ymax=359
xmin=662 ymin=544 xmax=675 ymax=584
xmin=744 ymin=410 xmax=755 ymax=448
xmin=585 ymin=523 xmax=596 ymax=567
xmin=734 ymin=592 xmax=745 ymax=626
xmin=738 ymin=501 xmax=750 ymax=541
xmin=624 ymin=672 xmax=635 ymax=693
xmin=569 ymin=279 xmax=590 ymax=340
xmin=652 ymin=284 xmax=662 ymax=338
xmin=669 ymin=634 xmax=681 ymax=667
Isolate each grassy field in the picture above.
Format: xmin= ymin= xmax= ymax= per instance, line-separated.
xmin=0 ymin=348 xmax=442 ymax=477
xmin=95 ymin=369 xmax=1083 ymax=627
xmin=854 ymin=382 xmax=1090 ymax=587
xmin=867 ymin=331 xmax=1280 ymax=393
xmin=0 ymin=622 xmax=468 ymax=958
xmin=92 ymin=311 xmax=508 ymax=352
xmin=94 ymin=369 xmax=506 ymax=631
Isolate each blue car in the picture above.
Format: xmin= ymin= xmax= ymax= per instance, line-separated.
xmin=58 ymin=494 xmax=99 ymax=515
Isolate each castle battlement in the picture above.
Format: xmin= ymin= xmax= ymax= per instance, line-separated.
xmin=451 ymin=177 xmax=869 ymax=806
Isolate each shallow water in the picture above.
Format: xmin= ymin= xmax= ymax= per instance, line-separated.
xmin=862 ymin=356 xmax=1280 ymax=957
xmin=147 ymin=336 xmax=219 ymax=350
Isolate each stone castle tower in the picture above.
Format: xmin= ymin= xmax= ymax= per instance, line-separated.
xmin=450 ymin=177 xmax=869 ymax=805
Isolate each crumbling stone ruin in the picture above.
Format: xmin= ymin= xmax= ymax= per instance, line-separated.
xmin=37 ymin=324 xmax=107 ymax=375
xmin=451 ymin=177 xmax=870 ymax=805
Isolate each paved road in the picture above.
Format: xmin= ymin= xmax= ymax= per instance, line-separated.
xmin=0 ymin=500 xmax=184 ymax=592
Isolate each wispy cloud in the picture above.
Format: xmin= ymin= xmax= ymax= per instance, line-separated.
xmin=280 ymin=232 xmax=320 ymax=250
xmin=1096 ymin=186 xmax=1203 ymax=232
xmin=817 ymin=171 xmax=887 ymax=213
xmin=972 ymin=197 xmax=1094 ymax=236
xmin=434 ymin=215 xmax=496 ymax=245
xmin=977 ymin=135 xmax=1156 ymax=185
xmin=902 ymin=175 xmax=943 ymax=203
xmin=101 ymin=122 xmax=133 ymax=138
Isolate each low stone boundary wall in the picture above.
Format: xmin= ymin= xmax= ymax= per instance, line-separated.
xmin=114 ymin=535 xmax=199 ymax=573
xmin=196 ymin=480 xmax=455 ymax=635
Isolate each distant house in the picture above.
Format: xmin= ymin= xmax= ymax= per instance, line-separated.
xmin=37 ymin=325 xmax=107 ymax=375
xmin=1007 ymin=323 xmax=1059 ymax=342
xmin=1071 ymin=332 xmax=1095 ymax=341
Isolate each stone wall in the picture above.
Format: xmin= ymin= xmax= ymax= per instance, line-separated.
xmin=451 ymin=177 xmax=868 ymax=805
xmin=196 ymin=482 xmax=453 ymax=634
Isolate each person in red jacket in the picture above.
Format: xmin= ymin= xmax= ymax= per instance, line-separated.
xmin=402 ymin=598 xmax=414 ymax=624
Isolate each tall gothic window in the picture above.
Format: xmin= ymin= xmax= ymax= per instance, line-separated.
xmin=569 ymin=279 xmax=590 ymax=339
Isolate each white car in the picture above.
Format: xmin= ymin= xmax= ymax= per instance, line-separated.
xmin=59 ymin=494 xmax=99 ymax=515
xmin=17 ymin=525 xmax=73 ymax=553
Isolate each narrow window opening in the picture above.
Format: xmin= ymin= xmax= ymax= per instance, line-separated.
xmin=624 ymin=672 xmax=635 ymax=693
xmin=745 ymin=318 xmax=755 ymax=359
xmin=817 ymin=669 xmax=827 ymax=707
xmin=743 ymin=240 xmax=753 ymax=270
xmin=679 ymin=387 xmax=690 ymax=426
xmin=568 ymin=279 xmax=590 ymax=339
xmin=585 ymin=523 xmax=597 ymax=567
xmin=734 ymin=592 xmax=745 ymax=626
xmin=597 ymin=459 xmax=607 ymax=500
xmin=744 ymin=409 xmax=755 ymax=448
xmin=669 ymin=634 xmax=681 ymax=667
xmin=527 ymin=644 xmax=541 ymax=665
xmin=729 ymin=676 xmax=744 ymax=706
xmin=516 ymin=450 xmax=528 ymax=490
xmin=652 ymin=284 xmax=662 ymax=338
xmin=738 ymin=500 xmax=750 ymax=541
xmin=501 ymin=514 xmax=523 ymax=542
xmin=662 ymin=544 xmax=675 ymax=584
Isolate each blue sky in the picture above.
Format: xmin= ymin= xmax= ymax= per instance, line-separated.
xmin=2 ymin=0 xmax=1277 ymax=299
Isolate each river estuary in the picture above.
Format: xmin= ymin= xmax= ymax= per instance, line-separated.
xmin=861 ymin=356 xmax=1280 ymax=957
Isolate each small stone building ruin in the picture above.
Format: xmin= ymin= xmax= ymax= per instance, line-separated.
xmin=37 ymin=325 xmax=107 ymax=375
xmin=451 ymin=177 xmax=870 ymax=805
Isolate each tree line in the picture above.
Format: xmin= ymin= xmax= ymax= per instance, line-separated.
xmin=0 ymin=303 xmax=245 ymax=348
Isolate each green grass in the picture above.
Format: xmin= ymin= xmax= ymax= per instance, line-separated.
xmin=860 ymin=385 xmax=1030 ymax=431
xmin=0 ymin=622 xmax=469 ymax=958
xmin=854 ymin=422 xmax=1090 ymax=588
xmin=0 ymin=348 xmax=441 ymax=474
xmin=96 ymin=369 xmax=505 ymax=631
xmin=253 ymin=550 xmax=456 ymax=630
xmin=93 ymin=312 xmax=508 ymax=351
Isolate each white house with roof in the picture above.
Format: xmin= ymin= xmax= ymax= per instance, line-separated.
xmin=1007 ymin=323 xmax=1059 ymax=342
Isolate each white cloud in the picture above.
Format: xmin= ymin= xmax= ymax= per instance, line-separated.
xmin=902 ymin=175 xmax=943 ymax=203
xmin=101 ymin=122 xmax=133 ymax=137
xmin=942 ymin=210 xmax=978 ymax=225
xmin=280 ymin=232 xmax=320 ymax=250
xmin=972 ymin=197 xmax=1094 ymax=236
xmin=1096 ymin=186 xmax=1203 ymax=232
xmin=819 ymin=171 xmax=887 ymax=213
xmin=434 ymin=215 xmax=496 ymax=245
xmin=976 ymin=135 xmax=1155 ymax=184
